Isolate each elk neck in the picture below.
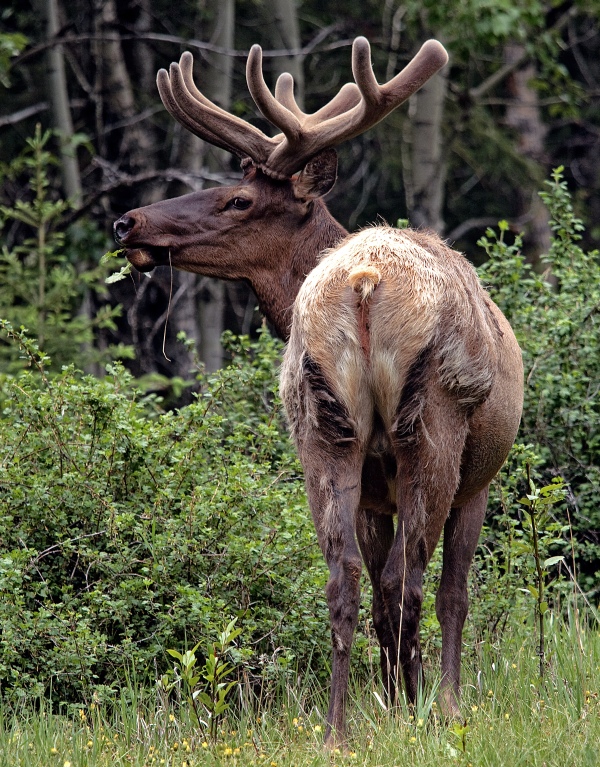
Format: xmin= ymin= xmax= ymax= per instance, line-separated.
xmin=249 ymin=199 xmax=348 ymax=341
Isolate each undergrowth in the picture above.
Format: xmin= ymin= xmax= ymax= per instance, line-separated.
xmin=0 ymin=615 xmax=597 ymax=766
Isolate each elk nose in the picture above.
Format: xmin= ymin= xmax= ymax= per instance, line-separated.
xmin=113 ymin=215 xmax=135 ymax=244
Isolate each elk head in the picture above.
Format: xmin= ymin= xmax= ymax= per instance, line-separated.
xmin=113 ymin=38 xmax=448 ymax=337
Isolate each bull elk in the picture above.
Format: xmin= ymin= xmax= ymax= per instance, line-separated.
xmin=114 ymin=37 xmax=524 ymax=745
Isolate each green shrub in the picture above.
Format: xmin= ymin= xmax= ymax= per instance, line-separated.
xmin=478 ymin=167 xmax=600 ymax=598
xmin=0 ymin=167 xmax=598 ymax=708
xmin=0 ymin=126 xmax=128 ymax=372
xmin=0 ymin=325 xmax=328 ymax=703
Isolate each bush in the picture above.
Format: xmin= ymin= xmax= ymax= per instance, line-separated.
xmin=477 ymin=167 xmax=600 ymax=597
xmin=0 ymin=325 xmax=328 ymax=703
xmin=0 ymin=168 xmax=598 ymax=707
xmin=0 ymin=126 xmax=127 ymax=372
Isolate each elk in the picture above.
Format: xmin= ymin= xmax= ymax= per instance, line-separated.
xmin=114 ymin=38 xmax=524 ymax=745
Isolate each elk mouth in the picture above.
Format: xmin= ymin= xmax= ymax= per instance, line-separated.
xmin=124 ymin=245 xmax=171 ymax=272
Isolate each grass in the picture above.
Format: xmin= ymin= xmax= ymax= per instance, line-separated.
xmin=0 ymin=613 xmax=598 ymax=767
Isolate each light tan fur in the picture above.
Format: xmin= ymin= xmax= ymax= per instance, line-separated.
xmin=282 ymin=226 xmax=502 ymax=444
xmin=348 ymin=264 xmax=382 ymax=302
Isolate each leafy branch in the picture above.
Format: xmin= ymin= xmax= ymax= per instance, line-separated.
xmin=520 ymin=466 xmax=566 ymax=678
xmin=162 ymin=618 xmax=242 ymax=740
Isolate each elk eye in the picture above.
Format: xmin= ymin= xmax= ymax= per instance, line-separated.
xmin=228 ymin=196 xmax=252 ymax=211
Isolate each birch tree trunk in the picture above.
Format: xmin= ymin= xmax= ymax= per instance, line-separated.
xmin=94 ymin=0 xmax=155 ymax=177
xmin=403 ymin=62 xmax=448 ymax=233
xmin=263 ymin=0 xmax=304 ymax=108
xmin=504 ymin=43 xmax=551 ymax=262
xmin=42 ymin=0 xmax=82 ymax=205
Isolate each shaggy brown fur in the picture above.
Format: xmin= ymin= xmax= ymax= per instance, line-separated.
xmin=280 ymin=226 xmax=523 ymax=742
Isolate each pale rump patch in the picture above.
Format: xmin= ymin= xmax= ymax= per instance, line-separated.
xmin=286 ymin=226 xmax=499 ymax=445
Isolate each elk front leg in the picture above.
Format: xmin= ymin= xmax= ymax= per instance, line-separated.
xmin=303 ymin=453 xmax=363 ymax=747
xmin=436 ymin=487 xmax=488 ymax=717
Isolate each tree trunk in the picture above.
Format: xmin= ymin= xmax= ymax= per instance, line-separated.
xmin=504 ymin=43 xmax=551 ymax=262
xmin=403 ymin=61 xmax=448 ymax=233
xmin=194 ymin=0 xmax=236 ymax=372
xmin=42 ymin=0 xmax=82 ymax=205
xmin=263 ymin=0 xmax=304 ymax=108
xmin=95 ymin=0 xmax=156 ymax=177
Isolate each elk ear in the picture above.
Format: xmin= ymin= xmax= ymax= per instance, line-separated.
xmin=292 ymin=148 xmax=338 ymax=200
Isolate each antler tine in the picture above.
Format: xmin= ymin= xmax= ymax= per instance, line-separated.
xmin=157 ymin=66 xmax=242 ymax=157
xmin=350 ymin=37 xmax=382 ymax=107
xmin=247 ymin=45 xmax=303 ymax=146
xmin=308 ymin=83 xmax=362 ymax=123
xmin=260 ymin=37 xmax=448 ymax=177
xmin=273 ymin=72 xmax=363 ymax=124
xmin=178 ymin=52 xmax=241 ymax=119
xmin=157 ymin=52 xmax=279 ymax=166
xmin=274 ymin=73 xmax=305 ymax=119
xmin=381 ymin=39 xmax=449 ymax=100
xmin=329 ymin=37 xmax=449 ymax=140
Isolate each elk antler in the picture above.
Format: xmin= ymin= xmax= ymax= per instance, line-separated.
xmin=157 ymin=38 xmax=448 ymax=180
xmin=157 ymin=52 xmax=280 ymax=166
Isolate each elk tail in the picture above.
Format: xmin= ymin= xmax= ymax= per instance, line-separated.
xmin=348 ymin=265 xmax=381 ymax=360
xmin=348 ymin=265 xmax=381 ymax=303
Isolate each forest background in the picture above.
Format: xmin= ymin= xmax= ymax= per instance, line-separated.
xmin=0 ymin=0 xmax=599 ymax=734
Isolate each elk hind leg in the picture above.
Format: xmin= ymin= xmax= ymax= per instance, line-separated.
xmin=384 ymin=409 xmax=468 ymax=704
xmin=436 ymin=487 xmax=488 ymax=717
xmin=379 ymin=511 xmax=428 ymax=704
xmin=355 ymin=508 xmax=398 ymax=701
xmin=302 ymin=448 xmax=364 ymax=746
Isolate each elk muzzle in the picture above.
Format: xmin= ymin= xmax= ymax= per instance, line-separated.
xmin=113 ymin=213 xmax=170 ymax=272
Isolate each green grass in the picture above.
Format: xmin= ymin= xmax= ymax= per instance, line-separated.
xmin=0 ymin=614 xmax=598 ymax=767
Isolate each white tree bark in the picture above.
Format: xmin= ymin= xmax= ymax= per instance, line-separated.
xmin=404 ymin=63 xmax=448 ymax=233
xmin=504 ymin=43 xmax=551 ymax=261
xmin=43 ymin=0 xmax=82 ymax=205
